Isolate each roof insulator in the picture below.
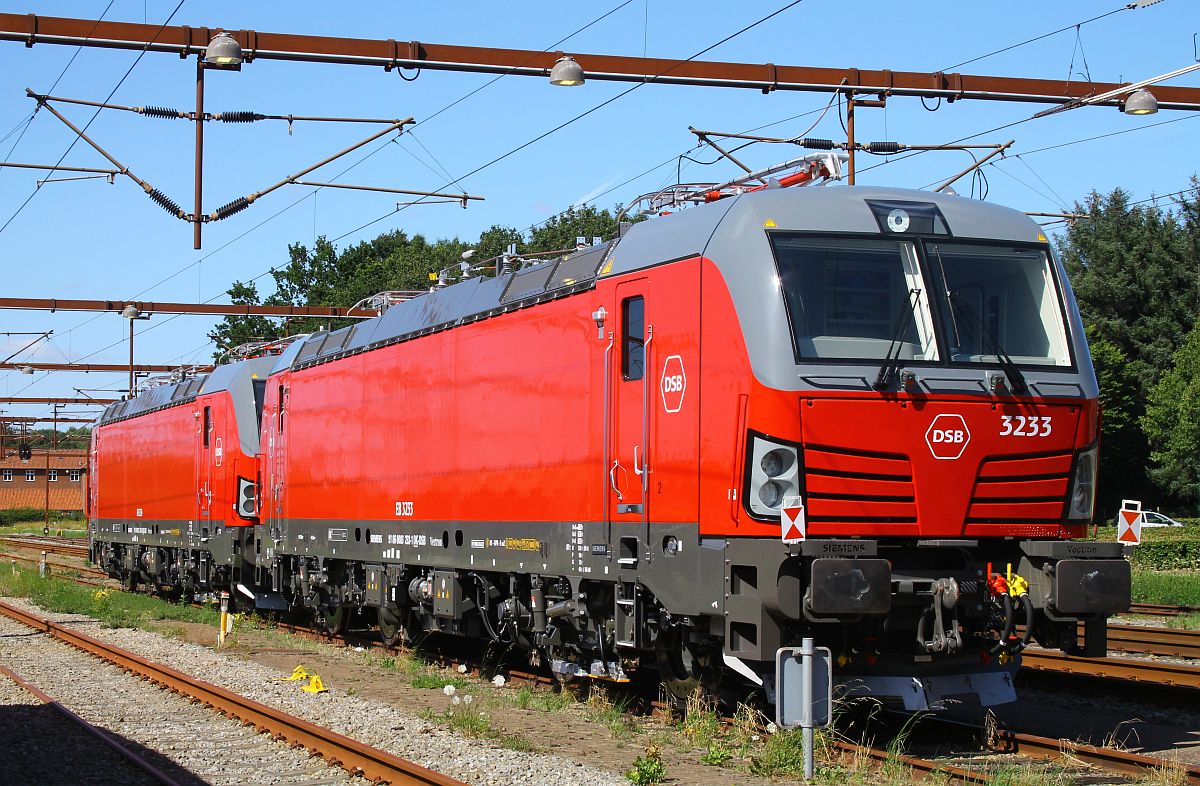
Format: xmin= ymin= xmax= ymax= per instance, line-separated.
xmin=211 ymin=196 xmax=251 ymax=220
xmin=147 ymin=188 xmax=185 ymax=219
xmin=138 ymin=105 xmax=183 ymax=119
xmin=799 ymin=138 xmax=835 ymax=150
xmin=218 ymin=111 xmax=264 ymax=123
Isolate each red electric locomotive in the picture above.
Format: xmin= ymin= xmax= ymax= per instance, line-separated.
xmin=92 ymin=173 xmax=1129 ymax=710
xmin=91 ymin=358 xmax=272 ymax=597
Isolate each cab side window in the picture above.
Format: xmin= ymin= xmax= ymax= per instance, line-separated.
xmin=622 ymin=296 xmax=645 ymax=381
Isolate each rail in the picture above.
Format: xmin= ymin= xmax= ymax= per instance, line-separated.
xmin=0 ymin=598 xmax=467 ymax=786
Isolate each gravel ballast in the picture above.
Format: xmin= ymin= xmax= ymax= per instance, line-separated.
xmin=0 ymin=597 xmax=626 ymax=786
xmin=0 ymin=611 xmax=366 ymax=786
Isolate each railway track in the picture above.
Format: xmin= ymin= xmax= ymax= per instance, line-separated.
xmin=5 ymin=571 xmax=1198 ymax=786
xmin=1 ymin=535 xmax=91 ymax=558
xmin=4 ymin=539 xmax=1199 ymax=782
xmin=1107 ymin=622 xmax=1200 ymax=659
xmin=1128 ymin=602 xmax=1196 ymax=618
xmin=0 ymin=597 xmax=466 ymax=786
xmin=989 ymin=727 xmax=1200 ymax=785
xmin=1021 ymin=647 xmax=1200 ymax=689
xmin=0 ymin=662 xmax=187 ymax=786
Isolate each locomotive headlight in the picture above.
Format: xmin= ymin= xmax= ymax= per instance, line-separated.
xmin=1066 ymin=445 xmax=1098 ymax=522
xmin=761 ymin=448 xmax=795 ymax=478
xmin=759 ymin=481 xmax=784 ymax=508
xmin=746 ymin=434 xmax=802 ymax=518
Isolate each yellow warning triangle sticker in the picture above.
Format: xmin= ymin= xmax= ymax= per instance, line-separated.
xmin=763 ymin=218 xmax=778 ymax=228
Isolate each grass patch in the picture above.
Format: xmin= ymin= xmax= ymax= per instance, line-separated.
xmin=0 ymin=564 xmax=218 ymax=629
xmin=625 ymin=744 xmax=668 ymax=785
xmin=423 ymin=696 xmax=540 ymax=753
xmin=584 ymin=689 xmax=639 ymax=741
xmin=990 ymin=763 xmax=1071 ymax=786
xmin=410 ymin=672 xmax=471 ymax=690
xmin=1167 ymin=612 xmax=1200 ymax=630
xmin=510 ymin=683 xmax=572 ymax=712
xmin=0 ymin=523 xmax=87 ymax=538
xmin=0 ymin=508 xmax=84 ymax=528
xmin=1132 ymin=569 xmax=1200 ymax=607
xmin=676 ymin=691 xmax=722 ymax=748
xmin=748 ymin=729 xmax=807 ymax=777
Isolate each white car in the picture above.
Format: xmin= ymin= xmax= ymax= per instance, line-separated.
xmin=1116 ymin=510 xmax=1185 ymax=528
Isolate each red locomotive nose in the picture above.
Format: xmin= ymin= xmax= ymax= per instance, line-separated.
xmin=798 ymin=398 xmax=1084 ymax=537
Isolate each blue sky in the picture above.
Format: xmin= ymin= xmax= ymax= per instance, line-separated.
xmin=1 ymin=0 xmax=1198 ymax=417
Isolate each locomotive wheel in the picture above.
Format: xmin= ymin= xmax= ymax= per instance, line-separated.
xmin=377 ymin=605 xmax=405 ymax=647
xmin=655 ymin=627 xmax=715 ymax=704
xmin=315 ymin=604 xmax=350 ymax=638
xmin=123 ymin=571 xmax=138 ymax=593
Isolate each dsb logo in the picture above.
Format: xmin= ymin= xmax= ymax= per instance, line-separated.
xmin=925 ymin=414 xmax=971 ymax=460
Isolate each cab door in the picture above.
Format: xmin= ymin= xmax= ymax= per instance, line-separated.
xmin=196 ymin=404 xmax=214 ymax=525
xmin=607 ymin=280 xmax=651 ymax=557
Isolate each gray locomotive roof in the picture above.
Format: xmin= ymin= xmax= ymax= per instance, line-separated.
xmin=269 ymin=185 xmax=1048 ymax=376
xmin=278 ymin=240 xmax=616 ymax=374
xmin=98 ymin=357 xmax=275 ymax=455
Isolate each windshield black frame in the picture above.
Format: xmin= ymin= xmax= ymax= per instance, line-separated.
xmin=766 ymin=230 xmax=1077 ymax=372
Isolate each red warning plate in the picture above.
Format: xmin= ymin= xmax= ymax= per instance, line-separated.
xmin=1117 ymin=501 xmax=1143 ymax=546
xmin=782 ymin=496 xmax=806 ymax=544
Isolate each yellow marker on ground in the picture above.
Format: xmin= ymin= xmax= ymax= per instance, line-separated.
xmin=301 ymin=674 xmax=328 ymax=694
xmin=282 ymin=665 xmax=309 ymax=682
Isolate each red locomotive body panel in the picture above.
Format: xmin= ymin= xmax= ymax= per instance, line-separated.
xmin=266 ymin=258 xmax=705 ymax=529
xmin=93 ymin=388 xmax=254 ymax=529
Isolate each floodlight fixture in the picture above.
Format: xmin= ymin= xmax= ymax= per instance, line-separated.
xmin=204 ymin=32 xmax=244 ymax=70
xmin=1121 ymin=88 xmax=1159 ymax=115
xmin=549 ymin=56 xmax=585 ymax=86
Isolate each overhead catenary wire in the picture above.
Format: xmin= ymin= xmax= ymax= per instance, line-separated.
xmin=330 ymin=0 xmax=810 ymax=243
xmin=1 ymin=0 xmax=118 ymax=165
xmin=9 ymin=1 xmax=811 ymax=394
xmin=0 ymin=0 xmax=188 ymax=239
xmin=0 ymin=2 xmax=1176 ymax=398
xmin=1 ymin=1 xmax=640 ymax=395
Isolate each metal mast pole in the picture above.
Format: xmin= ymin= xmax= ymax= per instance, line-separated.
xmin=194 ymin=58 xmax=205 ymax=249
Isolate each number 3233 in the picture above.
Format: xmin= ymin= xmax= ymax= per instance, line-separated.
xmin=1000 ymin=415 xmax=1051 ymax=437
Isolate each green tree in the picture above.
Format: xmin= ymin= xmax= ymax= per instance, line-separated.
xmin=1087 ymin=327 xmax=1148 ymax=514
xmin=1143 ymin=323 xmax=1200 ymax=506
xmin=1058 ymin=187 xmax=1196 ymax=395
xmin=205 ymin=280 xmax=283 ymax=357
xmin=1059 ymin=184 xmax=1200 ymax=511
xmin=528 ymin=204 xmax=624 ymax=252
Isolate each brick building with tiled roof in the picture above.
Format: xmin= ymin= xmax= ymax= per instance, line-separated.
xmin=0 ymin=450 xmax=88 ymax=513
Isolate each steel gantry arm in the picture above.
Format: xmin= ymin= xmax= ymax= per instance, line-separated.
xmin=3 ymin=13 xmax=1200 ymax=111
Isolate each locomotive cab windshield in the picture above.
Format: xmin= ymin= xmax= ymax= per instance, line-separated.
xmin=769 ymin=232 xmax=1072 ymax=371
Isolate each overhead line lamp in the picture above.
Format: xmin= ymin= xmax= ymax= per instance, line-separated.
xmin=203 ymin=31 xmax=244 ymax=70
xmin=549 ymin=55 xmax=585 ymax=86
xmin=1121 ymin=88 xmax=1158 ymax=115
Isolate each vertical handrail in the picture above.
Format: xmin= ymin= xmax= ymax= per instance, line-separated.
xmin=602 ymin=331 xmax=614 ymax=553
xmin=641 ymin=324 xmax=654 ymax=563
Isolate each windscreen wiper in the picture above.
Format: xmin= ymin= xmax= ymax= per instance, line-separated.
xmin=947 ymin=290 xmax=1027 ymax=394
xmin=874 ymin=288 xmax=921 ymax=390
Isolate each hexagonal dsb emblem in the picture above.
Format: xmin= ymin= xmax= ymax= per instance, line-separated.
xmin=660 ymin=354 xmax=686 ymax=413
xmin=925 ymin=414 xmax=970 ymax=460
